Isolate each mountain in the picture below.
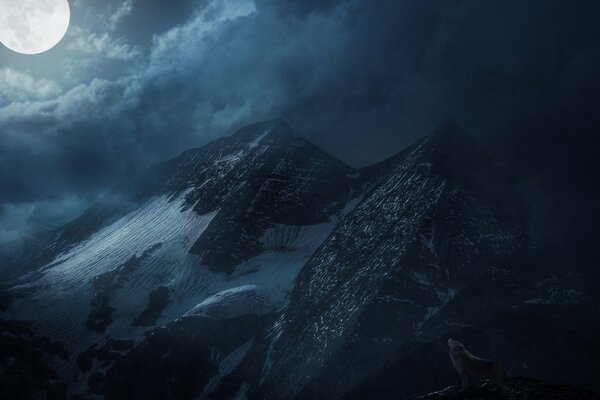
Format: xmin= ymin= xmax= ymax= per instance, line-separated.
xmin=1 ymin=120 xmax=351 ymax=339
xmin=0 ymin=119 xmax=351 ymax=282
xmin=0 ymin=119 xmax=597 ymax=400
xmin=246 ymin=120 xmax=526 ymax=399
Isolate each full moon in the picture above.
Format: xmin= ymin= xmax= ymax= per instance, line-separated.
xmin=0 ymin=0 xmax=70 ymax=55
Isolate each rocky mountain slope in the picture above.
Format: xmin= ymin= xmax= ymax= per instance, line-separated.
xmin=253 ymin=122 xmax=526 ymax=399
xmin=0 ymin=119 xmax=597 ymax=400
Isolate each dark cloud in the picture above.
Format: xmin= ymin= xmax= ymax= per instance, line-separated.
xmin=0 ymin=0 xmax=598 ymax=244
xmin=111 ymin=0 xmax=208 ymax=45
xmin=0 ymin=178 xmax=36 ymax=203
xmin=259 ymin=0 xmax=342 ymax=17
xmin=0 ymin=196 xmax=93 ymax=243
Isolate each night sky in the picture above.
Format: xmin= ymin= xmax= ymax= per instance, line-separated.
xmin=0 ymin=0 xmax=599 ymax=249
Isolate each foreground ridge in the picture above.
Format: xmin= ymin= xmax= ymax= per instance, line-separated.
xmin=416 ymin=377 xmax=600 ymax=400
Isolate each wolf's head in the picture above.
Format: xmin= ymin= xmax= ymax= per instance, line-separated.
xmin=447 ymin=338 xmax=465 ymax=351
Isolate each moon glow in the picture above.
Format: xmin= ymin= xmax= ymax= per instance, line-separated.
xmin=0 ymin=0 xmax=70 ymax=55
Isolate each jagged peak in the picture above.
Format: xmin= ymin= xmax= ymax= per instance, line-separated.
xmin=167 ymin=119 xmax=295 ymax=160
xmin=173 ymin=118 xmax=354 ymax=175
xmin=226 ymin=118 xmax=296 ymax=144
xmin=422 ymin=118 xmax=491 ymax=180
xmin=269 ymin=118 xmax=493 ymax=185
xmin=426 ymin=118 xmax=483 ymax=153
xmin=360 ymin=119 xmax=490 ymax=183
xmin=431 ymin=117 xmax=464 ymax=135
xmin=427 ymin=118 xmax=469 ymax=143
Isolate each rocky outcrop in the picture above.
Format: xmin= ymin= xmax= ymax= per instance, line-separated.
xmin=416 ymin=377 xmax=600 ymax=400
xmin=99 ymin=286 xmax=277 ymax=400
xmin=0 ymin=319 xmax=69 ymax=400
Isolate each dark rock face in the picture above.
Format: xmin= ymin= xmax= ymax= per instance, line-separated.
xmin=415 ymin=377 xmax=600 ymax=400
xmin=101 ymin=286 xmax=277 ymax=400
xmin=102 ymin=315 xmax=268 ymax=400
xmin=86 ymin=243 xmax=163 ymax=333
xmin=131 ymin=286 xmax=171 ymax=327
xmin=76 ymin=338 xmax=134 ymax=374
xmin=0 ymin=319 xmax=69 ymax=400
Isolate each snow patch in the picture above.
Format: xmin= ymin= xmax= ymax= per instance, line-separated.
xmin=8 ymin=189 xmax=216 ymax=347
xmin=412 ymin=270 xmax=431 ymax=286
xmin=198 ymin=339 xmax=254 ymax=400
xmin=247 ymin=127 xmax=272 ymax=148
xmin=184 ymin=285 xmax=274 ymax=319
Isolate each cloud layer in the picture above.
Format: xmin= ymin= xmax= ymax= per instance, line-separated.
xmin=0 ymin=0 xmax=599 ymax=244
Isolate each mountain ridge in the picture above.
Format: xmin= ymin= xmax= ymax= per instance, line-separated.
xmin=0 ymin=117 xmax=494 ymax=282
xmin=3 ymin=119 xmax=593 ymax=400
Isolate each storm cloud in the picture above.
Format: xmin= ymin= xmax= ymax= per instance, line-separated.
xmin=0 ymin=0 xmax=599 ymax=243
